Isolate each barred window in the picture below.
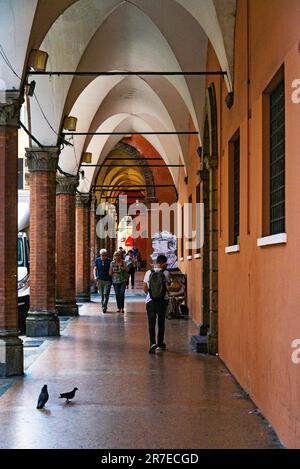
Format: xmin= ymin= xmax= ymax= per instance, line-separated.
xmin=233 ymin=136 xmax=240 ymax=244
xmin=228 ymin=130 xmax=240 ymax=246
xmin=181 ymin=205 xmax=184 ymax=258
xmin=196 ymin=183 xmax=201 ymax=254
xmin=188 ymin=194 xmax=193 ymax=256
xmin=269 ymin=79 xmax=285 ymax=235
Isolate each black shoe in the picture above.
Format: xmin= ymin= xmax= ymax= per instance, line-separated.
xmin=103 ymin=308 xmax=107 ymax=313
xmin=149 ymin=344 xmax=157 ymax=354
xmin=156 ymin=343 xmax=166 ymax=350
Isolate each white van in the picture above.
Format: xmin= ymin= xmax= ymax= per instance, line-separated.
xmin=18 ymin=190 xmax=30 ymax=333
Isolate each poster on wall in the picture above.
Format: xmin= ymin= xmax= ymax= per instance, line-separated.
xmin=151 ymin=231 xmax=178 ymax=269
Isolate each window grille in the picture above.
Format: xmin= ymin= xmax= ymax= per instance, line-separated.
xmin=233 ymin=136 xmax=240 ymax=244
xmin=270 ymin=79 xmax=285 ymax=235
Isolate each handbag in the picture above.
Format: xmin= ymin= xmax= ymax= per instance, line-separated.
xmin=168 ymin=277 xmax=182 ymax=293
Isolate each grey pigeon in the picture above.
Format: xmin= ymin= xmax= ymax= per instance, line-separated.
xmin=37 ymin=384 xmax=49 ymax=409
xmin=59 ymin=387 xmax=78 ymax=402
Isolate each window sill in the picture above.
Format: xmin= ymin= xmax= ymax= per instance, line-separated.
xmin=225 ymin=244 xmax=240 ymax=254
xmin=257 ymin=233 xmax=287 ymax=247
xmin=194 ymin=253 xmax=201 ymax=259
xmin=187 ymin=255 xmax=192 ymax=261
xmin=180 ymin=257 xmax=184 ymax=262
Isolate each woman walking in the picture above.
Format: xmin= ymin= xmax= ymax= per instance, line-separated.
xmin=109 ymin=251 xmax=129 ymax=313
xmin=125 ymin=250 xmax=136 ymax=289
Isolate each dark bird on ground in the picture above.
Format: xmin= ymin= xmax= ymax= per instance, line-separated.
xmin=37 ymin=384 xmax=49 ymax=409
xmin=59 ymin=387 xmax=79 ymax=402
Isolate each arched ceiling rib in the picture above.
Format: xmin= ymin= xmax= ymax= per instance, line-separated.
xmin=77 ymin=113 xmax=181 ymax=192
xmin=59 ymin=74 xmax=189 ymax=174
xmin=30 ymin=1 xmax=202 ymax=146
xmin=0 ymin=0 xmax=236 ymax=194
xmin=0 ymin=0 xmax=38 ymax=90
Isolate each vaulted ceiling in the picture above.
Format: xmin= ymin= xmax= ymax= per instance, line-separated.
xmin=0 ymin=0 xmax=236 ymax=190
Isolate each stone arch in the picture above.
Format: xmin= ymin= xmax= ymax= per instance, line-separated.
xmin=113 ymin=141 xmax=156 ymax=200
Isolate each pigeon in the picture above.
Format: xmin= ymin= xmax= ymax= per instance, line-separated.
xmin=37 ymin=384 xmax=49 ymax=409
xmin=59 ymin=387 xmax=79 ymax=402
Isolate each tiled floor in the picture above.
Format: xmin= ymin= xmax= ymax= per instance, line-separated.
xmin=0 ymin=274 xmax=281 ymax=448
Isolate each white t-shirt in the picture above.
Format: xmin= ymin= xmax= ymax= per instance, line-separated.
xmin=143 ymin=268 xmax=170 ymax=303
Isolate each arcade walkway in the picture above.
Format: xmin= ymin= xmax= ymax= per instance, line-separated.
xmin=0 ymin=275 xmax=280 ymax=449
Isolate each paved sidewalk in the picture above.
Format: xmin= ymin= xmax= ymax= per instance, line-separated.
xmin=0 ymin=278 xmax=281 ymax=449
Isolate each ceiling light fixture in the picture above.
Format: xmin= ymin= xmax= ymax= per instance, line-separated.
xmin=63 ymin=116 xmax=77 ymax=131
xmin=82 ymin=152 xmax=92 ymax=163
xmin=27 ymin=49 xmax=49 ymax=72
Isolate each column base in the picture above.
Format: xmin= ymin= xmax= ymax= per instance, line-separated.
xmin=207 ymin=332 xmax=218 ymax=355
xmin=0 ymin=330 xmax=24 ymax=377
xmin=26 ymin=311 xmax=60 ymax=337
xmin=56 ymin=301 xmax=79 ymax=316
xmin=190 ymin=335 xmax=208 ymax=354
xmin=199 ymin=324 xmax=209 ymax=336
xmin=76 ymin=293 xmax=90 ymax=303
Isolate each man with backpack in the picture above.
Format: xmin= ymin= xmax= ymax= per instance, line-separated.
xmin=143 ymin=254 xmax=170 ymax=354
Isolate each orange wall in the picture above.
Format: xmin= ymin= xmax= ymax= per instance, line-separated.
xmin=191 ymin=0 xmax=300 ymax=448
xmin=95 ymin=0 xmax=300 ymax=446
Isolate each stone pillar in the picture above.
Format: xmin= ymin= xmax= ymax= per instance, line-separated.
xmin=25 ymin=147 xmax=59 ymax=337
xmin=0 ymin=91 xmax=23 ymax=376
xmin=145 ymin=197 xmax=158 ymax=269
xmin=76 ymin=193 xmax=91 ymax=302
xmin=90 ymin=195 xmax=97 ymax=293
xmin=207 ymin=158 xmax=218 ymax=355
xmin=56 ymin=175 xmax=79 ymax=315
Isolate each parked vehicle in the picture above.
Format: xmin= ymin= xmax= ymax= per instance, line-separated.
xmin=18 ymin=190 xmax=30 ymax=334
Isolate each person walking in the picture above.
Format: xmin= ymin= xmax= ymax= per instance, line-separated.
xmin=93 ymin=249 xmax=112 ymax=313
xmin=136 ymin=248 xmax=142 ymax=271
xmin=118 ymin=246 xmax=125 ymax=259
xmin=109 ymin=251 xmax=129 ymax=313
xmin=143 ymin=254 xmax=170 ymax=354
xmin=125 ymin=249 xmax=136 ymax=289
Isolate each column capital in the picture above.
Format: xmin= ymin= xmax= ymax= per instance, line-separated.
xmin=26 ymin=146 xmax=59 ymax=172
xmin=0 ymin=90 xmax=22 ymax=126
xmin=56 ymin=174 xmax=79 ymax=195
xmin=76 ymin=192 xmax=91 ymax=208
xmin=145 ymin=196 xmax=158 ymax=204
xmin=90 ymin=194 xmax=97 ymax=212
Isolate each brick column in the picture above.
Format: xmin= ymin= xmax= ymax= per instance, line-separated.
xmin=56 ymin=175 xmax=79 ymax=315
xmin=0 ymin=91 xmax=23 ymax=376
xmin=76 ymin=193 xmax=91 ymax=302
xmin=145 ymin=197 xmax=158 ymax=269
xmin=25 ymin=147 xmax=59 ymax=337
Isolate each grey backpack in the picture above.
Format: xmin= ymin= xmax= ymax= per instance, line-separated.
xmin=149 ymin=270 xmax=167 ymax=300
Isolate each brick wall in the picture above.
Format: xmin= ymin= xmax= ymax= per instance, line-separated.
xmin=56 ymin=193 xmax=76 ymax=302
xmin=0 ymin=126 xmax=18 ymax=329
xmin=76 ymin=206 xmax=90 ymax=299
xmin=29 ymin=171 xmax=56 ymax=312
